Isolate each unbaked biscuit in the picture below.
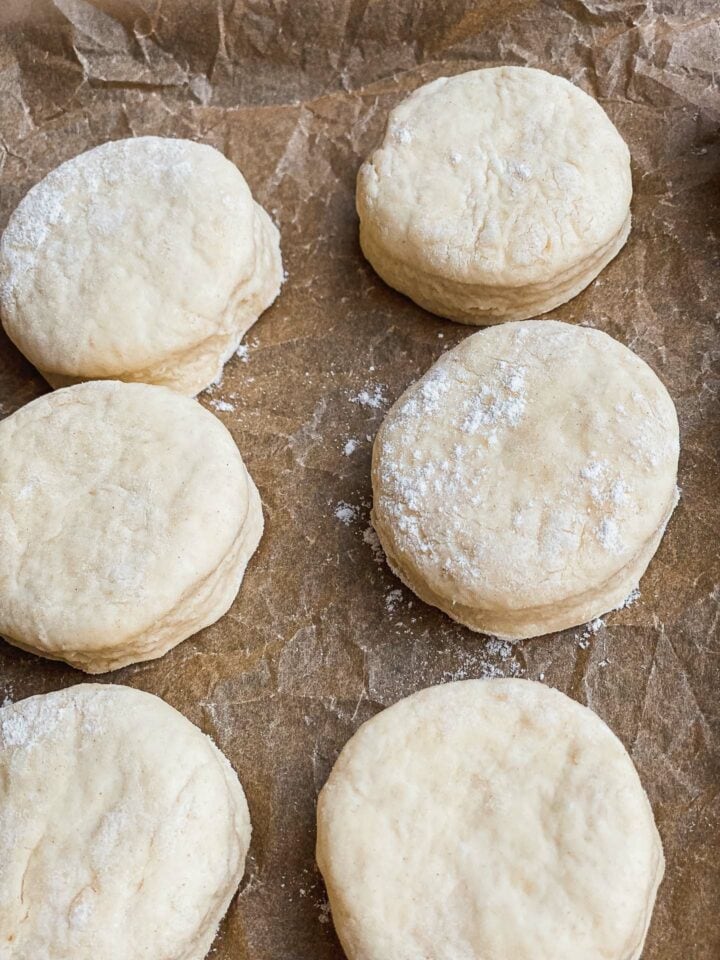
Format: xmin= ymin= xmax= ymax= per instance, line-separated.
xmin=372 ymin=320 xmax=679 ymax=639
xmin=317 ymin=678 xmax=664 ymax=960
xmin=0 ymin=684 xmax=251 ymax=960
xmin=0 ymin=137 xmax=282 ymax=395
xmin=357 ymin=67 xmax=631 ymax=323
xmin=0 ymin=380 xmax=263 ymax=672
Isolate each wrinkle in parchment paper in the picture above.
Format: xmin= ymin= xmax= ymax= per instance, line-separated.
xmin=0 ymin=1 xmax=718 ymax=958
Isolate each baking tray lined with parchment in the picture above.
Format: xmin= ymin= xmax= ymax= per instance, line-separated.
xmin=0 ymin=1 xmax=718 ymax=957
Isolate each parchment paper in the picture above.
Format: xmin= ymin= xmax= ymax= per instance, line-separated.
xmin=0 ymin=1 xmax=718 ymax=957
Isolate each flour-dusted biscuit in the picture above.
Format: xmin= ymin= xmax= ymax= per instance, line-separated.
xmin=357 ymin=67 xmax=632 ymax=324
xmin=0 ymin=684 xmax=251 ymax=960
xmin=0 ymin=380 xmax=263 ymax=672
xmin=317 ymin=678 xmax=664 ymax=960
xmin=0 ymin=137 xmax=282 ymax=395
xmin=372 ymin=320 xmax=679 ymax=639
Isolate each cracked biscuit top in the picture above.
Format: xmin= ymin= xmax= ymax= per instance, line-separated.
xmin=358 ymin=67 xmax=632 ymax=286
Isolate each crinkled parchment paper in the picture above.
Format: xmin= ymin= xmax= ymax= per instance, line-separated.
xmin=0 ymin=1 xmax=719 ymax=957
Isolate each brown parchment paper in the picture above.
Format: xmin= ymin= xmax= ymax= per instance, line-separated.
xmin=0 ymin=0 xmax=719 ymax=956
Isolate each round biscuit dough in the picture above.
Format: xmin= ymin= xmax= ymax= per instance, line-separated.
xmin=372 ymin=320 xmax=679 ymax=639
xmin=0 ymin=683 xmax=251 ymax=960
xmin=357 ymin=67 xmax=632 ymax=324
xmin=0 ymin=380 xmax=263 ymax=672
xmin=0 ymin=136 xmax=282 ymax=395
xmin=317 ymin=678 xmax=664 ymax=960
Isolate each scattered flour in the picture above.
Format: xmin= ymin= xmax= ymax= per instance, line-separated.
xmin=577 ymin=617 xmax=605 ymax=649
xmin=465 ymin=395 xmax=525 ymax=434
xmin=441 ymin=638 xmax=522 ymax=682
xmin=343 ymin=438 xmax=358 ymax=456
xmin=484 ymin=637 xmax=514 ymax=660
xmin=596 ymin=517 xmax=622 ymax=553
xmin=573 ymin=592 xmax=638 ymax=649
xmin=614 ymin=587 xmax=640 ymax=610
xmin=210 ymin=399 xmax=234 ymax=413
xmin=610 ymin=479 xmax=628 ymax=505
xmin=462 ymin=363 xmax=527 ymax=436
xmin=334 ymin=502 xmax=358 ymax=526
xmin=363 ymin=526 xmax=385 ymax=565
xmin=350 ymin=384 xmax=386 ymax=410
xmin=385 ymin=588 xmax=403 ymax=613
xmin=580 ymin=459 xmax=607 ymax=482
xmin=235 ymin=336 xmax=262 ymax=364
xmin=0 ymin=693 xmax=81 ymax=750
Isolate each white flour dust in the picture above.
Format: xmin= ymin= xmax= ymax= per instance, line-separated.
xmin=334 ymin=501 xmax=358 ymax=526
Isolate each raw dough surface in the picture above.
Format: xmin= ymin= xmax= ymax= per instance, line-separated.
xmin=0 ymin=380 xmax=263 ymax=672
xmin=317 ymin=678 xmax=664 ymax=960
xmin=0 ymin=683 xmax=251 ymax=960
xmin=357 ymin=67 xmax=632 ymax=323
xmin=0 ymin=137 xmax=282 ymax=394
xmin=372 ymin=320 xmax=679 ymax=638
